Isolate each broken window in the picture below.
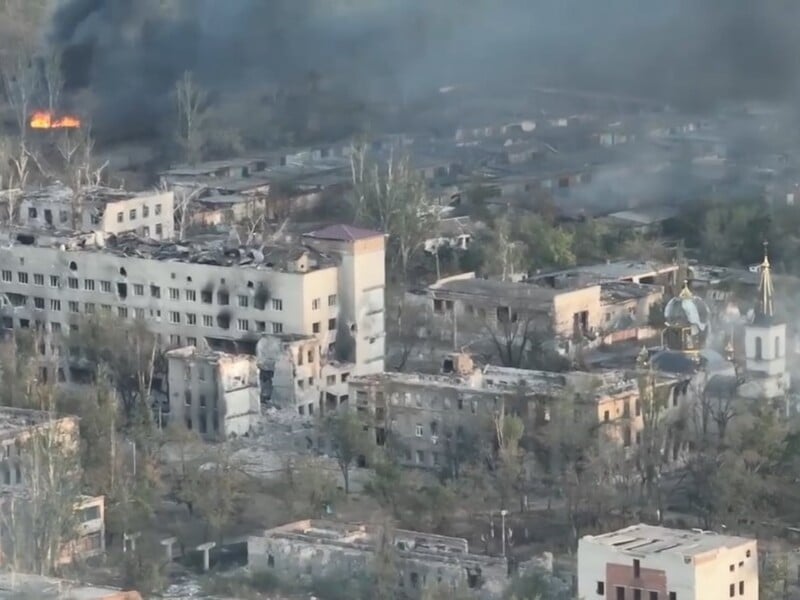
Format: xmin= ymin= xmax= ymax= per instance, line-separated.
xmin=116 ymin=212 xmax=123 ymax=223
xmin=312 ymin=322 xmax=321 ymax=333
xmin=201 ymin=289 xmax=213 ymax=303
xmin=155 ymin=224 xmax=162 ymax=237
xmin=150 ymin=284 xmax=161 ymax=298
xmin=433 ymin=299 xmax=444 ymax=313
xmin=217 ymin=291 xmax=229 ymax=305
xmin=217 ymin=313 xmax=231 ymax=329
xmin=497 ymin=306 xmax=511 ymax=322
xmin=28 ymin=207 xmax=37 ymax=219
xmin=6 ymin=293 xmax=27 ymax=307
xmin=155 ymin=203 xmax=162 ymax=216
xmin=328 ymin=318 xmax=336 ymax=331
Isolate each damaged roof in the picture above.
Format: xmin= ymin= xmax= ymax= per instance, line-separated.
xmin=304 ymin=224 xmax=384 ymax=242
xmin=2 ymin=228 xmax=337 ymax=273
xmin=21 ymin=182 xmax=167 ymax=206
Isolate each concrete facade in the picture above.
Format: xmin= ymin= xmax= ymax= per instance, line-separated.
xmin=19 ymin=185 xmax=174 ymax=241
xmin=406 ymin=273 xmax=603 ymax=347
xmin=0 ymin=224 xmax=385 ymax=383
xmin=248 ymin=520 xmax=507 ymax=599
xmin=166 ymin=346 xmax=260 ymax=439
xmin=578 ymin=524 xmax=758 ymax=600
xmin=255 ymin=333 xmax=351 ymax=417
xmin=0 ymin=408 xmax=105 ymax=566
xmin=347 ymin=356 xmax=681 ymax=470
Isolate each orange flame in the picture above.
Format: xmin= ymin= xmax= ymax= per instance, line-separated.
xmin=29 ymin=110 xmax=81 ymax=129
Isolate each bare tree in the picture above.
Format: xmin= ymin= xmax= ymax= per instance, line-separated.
xmin=0 ymin=407 xmax=82 ymax=575
xmin=42 ymin=50 xmax=64 ymax=114
xmin=349 ymin=143 xmax=440 ymax=279
xmin=174 ymin=71 xmax=208 ymax=165
xmin=166 ymin=183 xmax=207 ymax=241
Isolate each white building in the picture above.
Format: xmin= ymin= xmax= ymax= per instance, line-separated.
xmin=578 ymin=524 xmax=758 ymax=600
xmin=166 ymin=346 xmax=260 ymax=439
xmin=0 ymin=224 xmax=385 ymax=388
xmin=19 ymin=184 xmax=175 ymax=241
xmin=739 ymin=244 xmax=790 ymax=404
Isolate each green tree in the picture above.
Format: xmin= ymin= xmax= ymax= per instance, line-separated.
xmin=322 ymin=410 xmax=373 ymax=494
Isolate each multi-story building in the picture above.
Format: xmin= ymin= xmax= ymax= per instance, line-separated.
xmin=166 ymin=346 xmax=260 ymax=439
xmin=346 ymin=354 xmax=685 ymax=470
xmin=407 ymin=272 xmax=602 ymax=342
xmin=256 ymin=333 xmax=351 ymax=417
xmin=248 ymin=519 xmax=508 ymax=599
xmin=0 ymin=224 xmax=385 ymax=385
xmin=18 ymin=184 xmax=174 ymax=241
xmin=0 ymin=407 xmax=105 ymax=565
xmin=578 ymin=524 xmax=758 ymax=600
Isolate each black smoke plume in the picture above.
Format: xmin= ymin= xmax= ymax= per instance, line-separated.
xmin=48 ymin=0 xmax=800 ymax=141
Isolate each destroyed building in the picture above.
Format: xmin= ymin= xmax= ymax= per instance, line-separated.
xmin=248 ymin=520 xmax=508 ymax=599
xmin=0 ymin=408 xmax=105 ymax=565
xmin=255 ymin=333 xmax=350 ymax=417
xmin=346 ymin=354 xmax=687 ymax=470
xmin=166 ymin=346 xmax=260 ymax=439
xmin=406 ymin=272 xmax=603 ymax=346
xmin=0 ymin=224 xmax=385 ymax=385
xmin=18 ymin=183 xmax=174 ymax=241
xmin=0 ymin=572 xmax=140 ymax=600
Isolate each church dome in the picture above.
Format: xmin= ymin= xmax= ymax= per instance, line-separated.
xmin=664 ymin=285 xmax=710 ymax=332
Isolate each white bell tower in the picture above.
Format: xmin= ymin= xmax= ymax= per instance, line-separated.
xmin=742 ymin=242 xmax=789 ymax=400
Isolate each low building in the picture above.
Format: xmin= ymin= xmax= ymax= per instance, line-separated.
xmin=0 ymin=571 xmax=139 ymax=599
xmin=19 ymin=183 xmax=174 ymax=241
xmin=166 ymin=346 xmax=260 ymax=439
xmin=248 ymin=520 xmax=507 ymax=599
xmin=578 ymin=524 xmax=758 ymax=600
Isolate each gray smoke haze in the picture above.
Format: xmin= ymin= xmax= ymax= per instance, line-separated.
xmin=48 ymin=0 xmax=800 ymax=141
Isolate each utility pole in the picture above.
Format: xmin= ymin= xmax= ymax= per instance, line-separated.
xmin=500 ymin=509 xmax=508 ymax=558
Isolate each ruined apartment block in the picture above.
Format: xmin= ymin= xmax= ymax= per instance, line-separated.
xmin=347 ymin=354 xmax=686 ymax=470
xmin=166 ymin=346 xmax=260 ymax=439
xmin=248 ymin=520 xmax=508 ymax=599
xmin=0 ymin=224 xmax=385 ymax=391
xmin=19 ymin=183 xmax=175 ymax=241
xmin=0 ymin=408 xmax=105 ymax=564
xmin=256 ymin=333 xmax=351 ymax=417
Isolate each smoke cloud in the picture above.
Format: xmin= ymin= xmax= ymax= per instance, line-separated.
xmin=48 ymin=0 xmax=800 ymax=142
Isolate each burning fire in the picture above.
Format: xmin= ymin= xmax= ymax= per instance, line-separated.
xmin=29 ymin=110 xmax=81 ymax=129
